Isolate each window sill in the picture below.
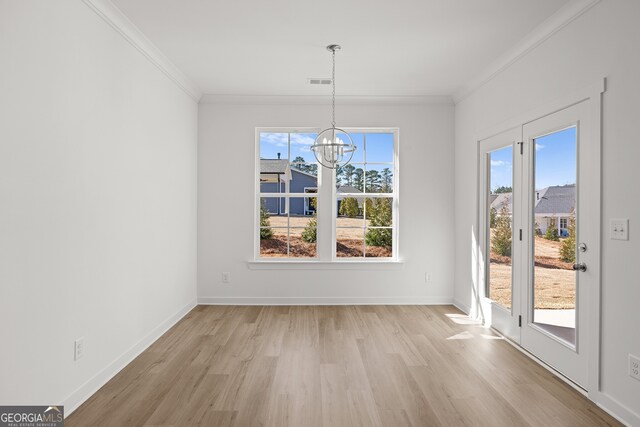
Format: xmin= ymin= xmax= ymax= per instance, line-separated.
xmin=247 ymin=259 xmax=405 ymax=270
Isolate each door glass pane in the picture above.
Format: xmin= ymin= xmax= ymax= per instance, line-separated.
xmin=487 ymin=146 xmax=513 ymax=309
xmin=532 ymin=127 xmax=577 ymax=345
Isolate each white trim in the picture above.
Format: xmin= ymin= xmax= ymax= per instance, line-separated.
xmin=200 ymin=94 xmax=453 ymax=105
xmin=63 ymin=300 xmax=197 ymax=417
xmin=453 ymin=0 xmax=602 ymax=103
xmin=198 ymin=296 xmax=451 ymax=305
xmin=591 ymin=391 xmax=640 ymax=427
xmin=475 ymin=78 xmax=605 ymax=143
xmin=81 ymin=0 xmax=201 ymax=101
xmin=452 ymin=298 xmax=471 ymax=314
xmin=248 ymin=260 xmax=404 ymax=270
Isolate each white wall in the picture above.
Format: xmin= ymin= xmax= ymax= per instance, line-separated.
xmin=454 ymin=0 xmax=640 ymax=422
xmin=198 ymin=99 xmax=454 ymax=304
xmin=0 ymin=0 xmax=198 ymax=412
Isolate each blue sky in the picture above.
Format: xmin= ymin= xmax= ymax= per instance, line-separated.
xmin=490 ymin=126 xmax=577 ymax=191
xmin=260 ymin=132 xmax=394 ymax=165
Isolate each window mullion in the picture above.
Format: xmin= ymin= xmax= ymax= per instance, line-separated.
xmin=317 ymin=164 xmax=333 ymax=261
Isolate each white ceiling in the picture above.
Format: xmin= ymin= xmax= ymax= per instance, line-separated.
xmin=112 ymin=0 xmax=570 ymax=97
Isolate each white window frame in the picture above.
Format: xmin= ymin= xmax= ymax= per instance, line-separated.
xmin=254 ymin=127 xmax=400 ymax=263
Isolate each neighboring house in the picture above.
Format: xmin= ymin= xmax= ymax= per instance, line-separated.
xmin=490 ymin=184 xmax=576 ymax=235
xmin=260 ymin=158 xmax=367 ymax=216
xmin=260 ymin=157 xmax=317 ymax=215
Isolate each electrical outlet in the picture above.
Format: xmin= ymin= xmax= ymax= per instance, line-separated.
xmin=222 ymin=272 xmax=231 ymax=284
xmin=611 ymin=218 xmax=629 ymax=240
xmin=74 ymin=338 xmax=84 ymax=361
xmin=630 ymin=354 xmax=640 ymax=381
xmin=425 ymin=272 xmax=432 ymax=282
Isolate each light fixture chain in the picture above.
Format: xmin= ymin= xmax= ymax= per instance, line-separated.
xmin=331 ymin=48 xmax=336 ymax=128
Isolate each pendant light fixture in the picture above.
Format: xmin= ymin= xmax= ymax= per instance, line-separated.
xmin=311 ymin=44 xmax=357 ymax=169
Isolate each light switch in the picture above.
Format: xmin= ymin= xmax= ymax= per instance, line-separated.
xmin=610 ymin=219 xmax=629 ymax=240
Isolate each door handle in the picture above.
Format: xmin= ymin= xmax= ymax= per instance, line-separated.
xmin=573 ymin=263 xmax=587 ymax=272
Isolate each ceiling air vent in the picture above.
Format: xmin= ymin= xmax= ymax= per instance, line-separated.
xmin=308 ymin=78 xmax=332 ymax=85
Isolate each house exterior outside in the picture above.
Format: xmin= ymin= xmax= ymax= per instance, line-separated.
xmin=260 ymin=159 xmax=317 ymax=215
xmin=490 ymin=184 xmax=576 ymax=236
xmin=260 ymin=159 xmax=367 ymax=216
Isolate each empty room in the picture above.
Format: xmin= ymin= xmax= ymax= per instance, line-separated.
xmin=1 ymin=0 xmax=639 ymax=425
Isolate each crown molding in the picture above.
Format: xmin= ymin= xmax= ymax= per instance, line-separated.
xmin=82 ymin=0 xmax=202 ymax=101
xmin=452 ymin=0 xmax=601 ymax=104
xmin=199 ymin=94 xmax=454 ymax=106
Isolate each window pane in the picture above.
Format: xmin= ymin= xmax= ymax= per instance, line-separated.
xmin=289 ymin=228 xmax=316 ymax=258
xmin=365 ymin=166 xmax=394 ymax=193
xmin=336 ymin=228 xmax=364 ymax=258
xmin=343 ymin=132 xmax=364 ymax=163
xmin=259 ymin=197 xmax=285 ymax=220
xmin=337 ymin=163 xmax=365 ymax=192
xmin=364 ymin=198 xmax=393 ymax=226
xmin=336 ymin=196 xmax=364 ymax=228
xmin=259 ymin=132 xmax=288 ymax=159
xmin=289 ymin=198 xmax=317 ymax=228
xmin=260 ymin=228 xmax=288 ymax=257
xmin=288 ymin=162 xmax=318 ymax=194
xmin=365 ymin=228 xmax=392 ymax=257
xmin=488 ymin=146 xmax=513 ymax=310
xmin=364 ymin=133 xmax=394 ymax=163
xmin=289 ymin=133 xmax=317 ymax=163
xmin=532 ymin=127 xmax=577 ymax=344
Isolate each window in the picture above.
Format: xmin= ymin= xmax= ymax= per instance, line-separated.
xmin=256 ymin=128 xmax=398 ymax=261
xmin=559 ymin=217 xmax=568 ymax=230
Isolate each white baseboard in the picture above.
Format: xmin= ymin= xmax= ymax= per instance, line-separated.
xmin=452 ymin=298 xmax=470 ymax=314
xmin=197 ymin=296 xmax=454 ymax=305
xmin=593 ymin=391 xmax=640 ymax=427
xmin=63 ymin=299 xmax=197 ymax=417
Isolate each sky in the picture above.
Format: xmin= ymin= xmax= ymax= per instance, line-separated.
xmin=490 ymin=126 xmax=577 ymax=192
xmin=259 ymin=132 xmax=394 ymax=165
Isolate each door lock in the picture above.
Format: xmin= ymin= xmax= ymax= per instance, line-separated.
xmin=572 ymin=263 xmax=587 ymax=272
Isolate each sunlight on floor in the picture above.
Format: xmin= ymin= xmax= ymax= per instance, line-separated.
xmin=445 ymin=313 xmax=483 ymax=325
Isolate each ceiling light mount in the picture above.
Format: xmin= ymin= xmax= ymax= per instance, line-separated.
xmin=311 ymin=44 xmax=356 ymax=170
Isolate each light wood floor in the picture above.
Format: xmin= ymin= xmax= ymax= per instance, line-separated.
xmin=67 ymin=305 xmax=620 ymax=426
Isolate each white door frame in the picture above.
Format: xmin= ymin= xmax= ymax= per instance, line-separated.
xmin=474 ymin=78 xmax=605 ymax=397
xmin=521 ymin=101 xmax=591 ymax=389
xmin=478 ymin=127 xmax=522 ymax=343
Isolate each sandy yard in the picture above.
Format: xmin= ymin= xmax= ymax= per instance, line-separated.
xmin=489 ymin=236 xmax=576 ymax=309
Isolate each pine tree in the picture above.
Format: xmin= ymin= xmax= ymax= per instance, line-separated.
xmin=340 ymin=164 xmax=355 ymax=186
xmin=491 ymin=205 xmax=512 ymax=257
xmin=489 ymin=207 xmax=497 ymax=228
xmin=381 ymin=168 xmax=392 ymax=192
xmin=366 ymin=199 xmax=392 ymax=247
xmin=365 ymin=170 xmax=381 ymax=192
xmin=545 ymin=218 xmax=560 ymax=241
xmin=259 ymin=201 xmax=273 ymax=239
xmin=353 ymin=168 xmax=364 ymax=191
xmin=339 ymin=197 xmax=360 ymax=218
xmin=301 ymin=215 xmax=317 ymax=243
xmin=560 ymin=214 xmax=576 ymax=263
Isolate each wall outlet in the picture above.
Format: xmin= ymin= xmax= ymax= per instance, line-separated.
xmin=74 ymin=338 xmax=85 ymax=361
xmin=222 ymin=272 xmax=231 ymax=284
xmin=425 ymin=272 xmax=432 ymax=282
xmin=611 ymin=218 xmax=629 ymax=240
xmin=630 ymin=354 xmax=640 ymax=381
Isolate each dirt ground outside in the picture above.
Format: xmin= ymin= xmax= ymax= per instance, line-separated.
xmin=489 ymin=236 xmax=576 ymax=309
xmin=260 ymin=215 xmax=391 ymax=258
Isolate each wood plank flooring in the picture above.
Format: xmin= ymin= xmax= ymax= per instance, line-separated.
xmin=66 ymin=305 xmax=621 ymax=426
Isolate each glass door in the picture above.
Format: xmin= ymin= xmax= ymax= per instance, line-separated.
xmin=520 ymin=100 xmax=593 ymax=389
xmin=479 ymin=127 xmax=522 ymax=342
